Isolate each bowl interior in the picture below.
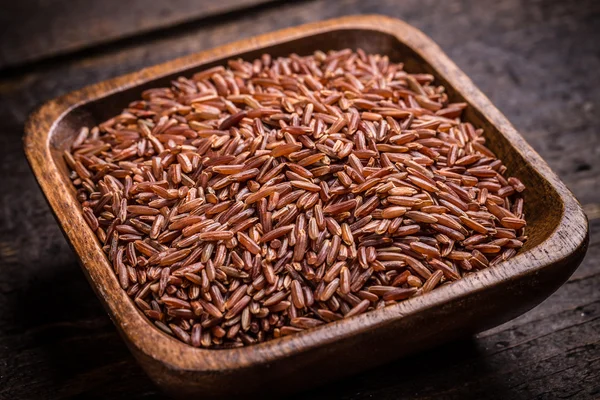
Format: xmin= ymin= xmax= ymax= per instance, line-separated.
xmin=48 ymin=26 xmax=560 ymax=313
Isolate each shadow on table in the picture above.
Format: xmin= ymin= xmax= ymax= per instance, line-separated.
xmin=7 ymin=261 xmax=518 ymax=400
xmin=4 ymin=261 xmax=161 ymax=399
xmin=291 ymin=338 xmax=516 ymax=400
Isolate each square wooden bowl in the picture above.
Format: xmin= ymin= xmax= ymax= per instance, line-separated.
xmin=24 ymin=15 xmax=589 ymax=399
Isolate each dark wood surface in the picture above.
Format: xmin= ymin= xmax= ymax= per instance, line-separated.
xmin=24 ymin=15 xmax=589 ymax=398
xmin=1 ymin=0 xmax=599 ymax=399
xmin=0 ymin=0 xmax=284 ymax=70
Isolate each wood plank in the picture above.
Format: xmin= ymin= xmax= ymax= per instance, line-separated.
xmin=0 ymin=0 xmax=598 ymax=398
xmin=0 ymin=0 xmax=283 ymax=70
xmin=2 ymin=244 xmax=598 ymax=399
xmin=25 ymin=16 xmax=589 ymax=396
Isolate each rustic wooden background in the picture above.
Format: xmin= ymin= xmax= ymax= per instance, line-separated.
xmin=1 ymin=0 xmax=599 ymax=398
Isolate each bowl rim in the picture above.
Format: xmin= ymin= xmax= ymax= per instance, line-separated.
xmin=24 ymin=14 xmax=588 ymax=372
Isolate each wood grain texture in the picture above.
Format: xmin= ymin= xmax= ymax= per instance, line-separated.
xmin=0 ymin=0 xmax=283 ymax=70
xmin=1 ymin=0 xmax=599 ymax=399
xmin=22 ymin=15 xmax=589 ymax=398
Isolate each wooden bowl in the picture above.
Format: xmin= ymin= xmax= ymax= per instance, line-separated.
xmin=24 ymin=15 xmax=589 ymax=399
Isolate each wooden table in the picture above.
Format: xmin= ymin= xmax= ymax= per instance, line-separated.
xmin=1 ymin=1 xmax=598 ymax=398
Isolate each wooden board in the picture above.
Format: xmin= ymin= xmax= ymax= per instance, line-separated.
xmin=24 ymin=15 xmax=589 ymax=398
xmin=1 ymin=0 xmax=599 ymax=398
xmin=0 ymin=0 xmax=283 ymax=70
